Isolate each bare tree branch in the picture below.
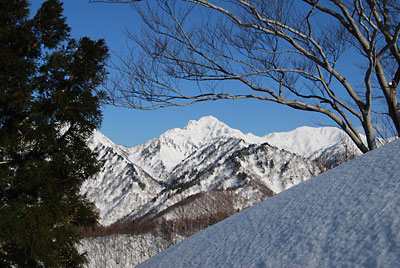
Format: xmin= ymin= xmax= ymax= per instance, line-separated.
xmin=98 ymin=0 xmax=400 ymax=153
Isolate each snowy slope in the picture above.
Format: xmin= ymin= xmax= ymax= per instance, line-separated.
xmin=138 ymin=139 xmax=400 ymax=268
xmin=83 ymin=131 xmax=162 ymax=226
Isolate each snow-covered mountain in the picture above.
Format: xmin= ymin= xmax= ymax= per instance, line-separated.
xmin=137 ymin=139 xmax=400 ymax=268
xmin=83 ymin=132 xmax=163 ymax=225
xmin=82 ymin=116 xmax=360 ymax=226
xmin=119 ymin=139 xmax=321 ymax=224
xmin=123 ymin=116 xmax=266 ymax=180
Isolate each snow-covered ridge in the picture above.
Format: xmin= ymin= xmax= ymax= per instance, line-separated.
xmin=82 ymin=116 xmax=360 ymax=226
xmin=264 ymin=125 xmax=355 ymax=157
xmin=84 ymin=131 xmax=162 ymax=226
xmin=123 ymin=116 xmax=355 ymax=179
xmin=124 ymin=116 xmax=267 ymax=180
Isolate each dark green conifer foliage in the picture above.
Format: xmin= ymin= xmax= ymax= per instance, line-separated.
xmin=0 ymin=0 xmax=109 ymax=267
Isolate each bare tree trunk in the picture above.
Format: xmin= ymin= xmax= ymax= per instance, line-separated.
xmin=387 ymin=83 xmax=400 ymax=135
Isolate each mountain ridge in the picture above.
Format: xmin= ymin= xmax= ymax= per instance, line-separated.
xmin=82 ymin=116 xmax=360 ymax=226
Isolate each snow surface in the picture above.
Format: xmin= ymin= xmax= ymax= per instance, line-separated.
xmin=138 ymin=139 xmax=400 ymax=268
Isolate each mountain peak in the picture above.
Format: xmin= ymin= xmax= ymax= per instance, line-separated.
xmin=186 ymin=115 xmax=221 ymax=125
xmin=124 ymin=116 xmax=265 ymax=180
xmin=183 ymin=115 xmax=228 ymax=133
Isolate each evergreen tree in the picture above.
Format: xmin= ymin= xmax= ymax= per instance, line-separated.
xmin=0 ymin=0 xmax=109 ymax=267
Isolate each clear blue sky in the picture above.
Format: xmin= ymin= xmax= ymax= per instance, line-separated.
xmin=29 ymin=1 xmax=343 ymax=147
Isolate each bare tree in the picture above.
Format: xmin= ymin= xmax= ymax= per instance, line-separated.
xmin=93 ymin=0 xmax=399 ymax=153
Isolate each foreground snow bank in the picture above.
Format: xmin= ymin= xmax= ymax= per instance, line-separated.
xmin=139 ymin=139 xmax=400 ymax=268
